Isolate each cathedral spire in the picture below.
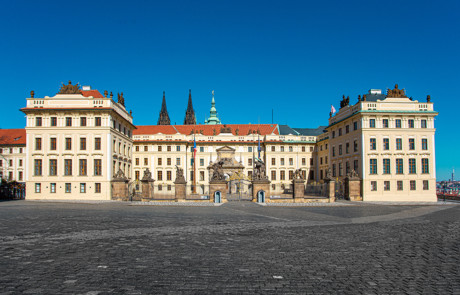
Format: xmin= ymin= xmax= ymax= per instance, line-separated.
xmin=205 ymin=90 xmax=221 ymax=125
xmin=157 ymin=91 xmax=171 ymax=125
xmin=183 ymin=89 xmax=196 ymax=125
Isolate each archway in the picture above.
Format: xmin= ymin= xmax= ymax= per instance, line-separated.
xmin=257 ymin=190 xmax=265 ymax=203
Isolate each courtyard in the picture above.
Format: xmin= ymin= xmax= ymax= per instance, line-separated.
xmin=0 ymin=200 xmax=459 ymax=294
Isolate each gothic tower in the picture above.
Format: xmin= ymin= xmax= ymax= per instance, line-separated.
xmin=157 ymin=91 xmax=171 ymax=125
xmin=183 ymin=89 xmax=196 ymax=125
xmin=205 ymin=90 xmax=221 ymax=125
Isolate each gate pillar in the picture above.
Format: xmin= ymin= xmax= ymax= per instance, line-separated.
xmin=111 ymin=169 xmax=129 ymax=201
xmin=345 ymin=170 xmax=362 ymax=201
xmin=252 ymin=179 xmax=270 ymax=203
xmin=292 ymin=179 xmax=305 ymax=203
xmin=327 ymin=180 xmax=336 ymax=203
xmin=209 ymin=180 xmax=227 ymax=203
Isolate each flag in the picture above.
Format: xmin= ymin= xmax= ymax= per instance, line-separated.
xmin=193 ymin=135 xmax=197 ymax=159
xmin=257 ymin=134 xmax=261 ymax=159
xmin=331 ymin=104 xmax=336 ymax=114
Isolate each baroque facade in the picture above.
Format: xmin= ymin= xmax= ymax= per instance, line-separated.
xmin=0 ymin=82 xmax=438 ymax=202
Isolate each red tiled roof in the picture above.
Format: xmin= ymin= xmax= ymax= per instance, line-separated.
xmin=81 ymin=90 xmax=104 ymax=98
xmin=134 ymin=125 xmax=178 ymax=135
xmin=0 ymin=129 xmax=26 ymax=145
xmin=134 ymin=124 xmax=279 ymax=136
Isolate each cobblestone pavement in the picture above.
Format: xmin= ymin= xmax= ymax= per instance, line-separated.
xmin=0 ymin=200 xmax=459 ymax=294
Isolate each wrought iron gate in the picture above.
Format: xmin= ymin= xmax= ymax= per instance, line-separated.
xmin=227 ymin=179 xmax=252 ymax=201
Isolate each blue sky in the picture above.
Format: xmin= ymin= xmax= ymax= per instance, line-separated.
xmin=0 ymin=0 xmax=458 ymax=180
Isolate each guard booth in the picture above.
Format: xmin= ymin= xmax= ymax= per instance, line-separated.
xmin=214 ymin=191 xmax=222 ymax=203
xmin=257 ymin=190 xmax=265 ymax=203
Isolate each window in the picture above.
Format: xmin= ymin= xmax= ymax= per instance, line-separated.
xmin=338 ymin=163 xmax=343 ymax=176
xmin=302 ymin=158 xmax=306 ymax=165
xmin=65 ymin=138 xmax=72 ymax=150
xmin=409 ymin=138 xmax=415 ymax=150
xmin=271 ymin=158 xmax=276 ymax=165
xmin=65 ymin=117 xmax=72 ymax=127
xmin=354 ymin=140 xmax=358 ymax=152
xmin=135 ymin=146 xmax=139 ymax=152
xmin=200 ymin=158 xmax=204 ymax=166
xmin=382 ymin=119 xmax=388 ymax=128
xmin=65 ymin=159 xmax=72 ymax=176
xmin=95 ymin=138 xmax=101 ymax=150
xmin=248 ymin=158 xmax=253 ymax=166
xmin=158 ymin=185 xmax=163 ymax=191
xmin=80 ymin=117 xmax=87 ymax=127
xmin=410 ymin=180 xmax=416 ymax=190
xmin=408 ymin=119 xmax=414 ymax=128
xmin=396 ymin=138 xmax=402 ymax=150
xmin=409 ymin=158 xmax=416 ymax=174
xmin=383 ymin=159 xmax=390 ymax=174
xmin=191 ymin=158 xmax=194 ymax=166
xmin=36 ymin=117 xmax=42 ymax=127
xmin=339 ymin=145 xmax=342 ymax=155
xmin=346 ymin=143 xmax=349 ymax=154
xmin=50 ymin=183 xmax=56 ymax=193
xmin=288 ymin=146 xmax=293 ymax=152
xmin=302 ymin=146 xmax=306 ymax=152
xmin=371 ymin=181 xmax=377 ymax=191
xmin=35 ymin=183 xmax=41 ymax=193
xmin=370 ymin=138 xmax=376 ymax=150
xmin=50 ymin=138 xmax=57 ymax=150
xmin=332 ymin=146 xmax=335 ymax=157
xmin=346 ymin=125 xmax=349 ymax=134
xmin=19 ymin=148 xmax=23 ymax=153
xmin=369 ymin=159 xmax=377 ymax=174
xmin=338 ymin=128 xmax=342 ymax=136
xmin=95 ymin=183 xmax=101 ymax=193
xmin=95 ymin=117 xmax=102 ymax=126
xmin=79 ymin=159 xmax=88 ymax=176
xmin=289 ymin=170 xmax=294 ymax=180
xmin=345 ymin=161 xmax=350 ymax=175
xmin=289 ymin=158 xmax=293 ymax=166
xmin=384 ymin=181 xmax=390 ymax=191
xmin=80 ymin=138 xmax=86 ymax=150
xmin=353 ymin=160 xmax=358 ymax=172
xmin=34 ymin=159 xmax=42 ymax=176
xmin=135 ymin=171 xmax=140 ymax=180
xmin=18 ymin=171 xmax=23 ymax=181
xmin=144 ymin=158 xmax=148 ymax=165
xmin=200 ymin=147 xmax=204 ymax=152
xmin=35 ymin=138 xmax=42 ymax=150
xmin=166 ymin=145 xmax=171 ymax=152
xmin=395 ymin=119 xmax=401 ymax=128
xmin=422 ymin=139 xmax=428 ymax=150
xmin=176 ymin=146 xmax=181 ymax=152
xmin=80 ymin=183 xmax=86 ymax=193
xmin=353 ymin=121 xmax=358 ymax=130
xmin=280 ymin=170 xmax=285 ymax=180
xmin=423 ymin=180 xmax=429 ymax=190
xmin=271 ymin=146 xmax=275 ymax=152
xmin=94 ymin=159 xmax=102 ymax=176
xmin=51 ymin=117 xmax=57 ymax=126
xmin=280 ymin=158 xmax=285 ymax=166
xmin=332 ymin=131 xmax=335 ymax=138
xmin=158 ymin=146 xmax=161 ymax=152
xmin=271 ymin=170 xmax=276 ymax=180
xmin=65 ymin=183 xmax=71 ymax=193
xmin=397 ymin=181 xmax=403 ymax=191
xmin=157 ymin=171 xmax=163 ymax=181
xmin=383 ymin=138 xmax=389 ymax=150
xmin=248 ymin=147 xmax=253 ymax=152
xmin=369 ymin=119 xmax=375 ymax=128
xmin=421 ymin=119 xmax=427 ymax=128
xmin=422 ymin=158 xmax=429 ymax=174
xmin=396 ymin=159 xmax=403 ymax=174
xmin=332 ymin=164 xmax=336 ymax=177
xmin=49 ymin=159 xmax=57 ymax=176
xmin=165 ymin=158 xmax=171 ymax=166
xmin=176 ymin=158 xmax=181 ymax=165
xmin=310 ymin=158 xmax=313 ymax=166
xmin=158 ymin=158 xmax=162 ymax=165
xmin=167 ymin=171 xmax=172 ymax=181
xmin=280 ymin=146 xmax=285 ymax=152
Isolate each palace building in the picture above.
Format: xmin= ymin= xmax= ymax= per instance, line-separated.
xmin=0 ymin=82 xmax=438 ymax=202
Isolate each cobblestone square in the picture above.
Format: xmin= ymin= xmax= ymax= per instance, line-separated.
xmin=0 ymin=200 xmax=459 ymax=294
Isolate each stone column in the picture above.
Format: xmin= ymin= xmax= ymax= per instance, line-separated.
xmin=209 ymin=180 xmax=227 ymax=203
xmin=141 ymin=180 xmax=155 ymax=201
xmin=327 ymin=180 xmax=335 ymax=203
xmin=292 ymin=178 xmax=305 ymax=203
xmin=346 ymin=178 xmax=362 ymax=201
xmin=252 ymin=179 xmax=271 ymax=203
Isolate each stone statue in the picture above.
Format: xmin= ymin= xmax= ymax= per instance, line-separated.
xmin=175 ymin=165 xmax=185 ymax=182
xmin=325 ymin=168 xmax=332 ymax=180
xmin=58 ymin=81 xmax=81 ymax=94
xmin=104 ymin=90 xmax=108 ymax=97
xmin=294 ymin=168 xmax=304 ymax=180
xmin=142 ymin=168 xmax=153 ymax=181
xmin=253 ymin=158 xmax=268 ymax=180
xmin=427 ymin=95 xmax=431 ymax=102
xmin=113 ymin=168 xmax=127 ymax=180
xmin=386 ymin=84 xmax=407 ymax=98
xmin=30 ymin=90 xmax=35 ymax=98
xmin=346 ymin=169 xmax=359 ymax=180
xmin=210 ymin=160 xmax=225 ymax=181
xmin=110 ymin=91 xmax=113 ymax=99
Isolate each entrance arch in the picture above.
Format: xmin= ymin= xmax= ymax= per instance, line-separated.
xmin=214 ymin=191 xmax=222 ymax=203
xmin=257 ymin=190 xmax=265 ymax=203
